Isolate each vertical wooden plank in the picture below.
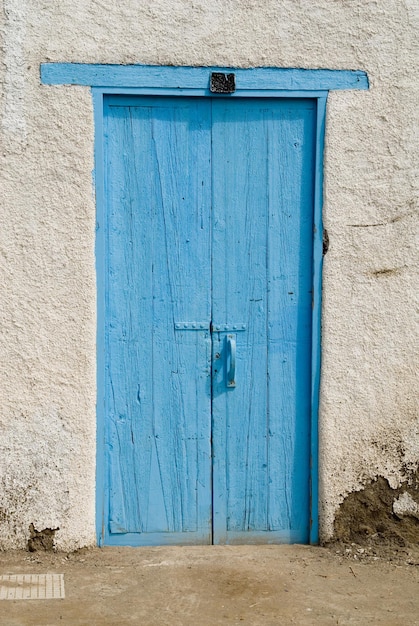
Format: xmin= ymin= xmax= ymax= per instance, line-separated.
xmin=212 ymin=100 xmax=270 ymax=540
xmin=213 ymin=101 xmax=267 ymax=534
xmin=148 ymin=101 xmax=211 ymax=534
xmin=104 ymin=97 xmax=212 ymax=544
xmin=266 ymin=101 xmax=315 ymax=540
xmin=106 ymin=104 xmax=149 ymax=534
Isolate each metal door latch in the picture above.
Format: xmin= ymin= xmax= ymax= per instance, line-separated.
xmin=226 ymin=334 xmax=236 ymax=387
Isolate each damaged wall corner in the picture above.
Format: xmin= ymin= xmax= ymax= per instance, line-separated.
xmin=28 ymin=524 xmax=59 ymax=552
xmin=332 ymin=468 xmax=419 ymax=547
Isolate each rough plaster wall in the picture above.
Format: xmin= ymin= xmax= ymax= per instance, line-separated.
xmin=0 ymin=0 xmax=417 ymax=548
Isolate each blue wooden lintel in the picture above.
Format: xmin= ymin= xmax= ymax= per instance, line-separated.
xmin=41 ymin=64 xmax=368 ymax=92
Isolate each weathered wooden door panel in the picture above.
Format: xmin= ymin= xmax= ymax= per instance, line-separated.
xmin=105 ymin=97 xmax=212 ymax=544
xmin=103 ymin=96 xmax=315 ymax=545
xmin=211 ymin=99 xmax=315 ymax=544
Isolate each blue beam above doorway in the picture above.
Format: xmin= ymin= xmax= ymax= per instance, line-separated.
xmin=41 ymin=64 xmax=368 ymax=93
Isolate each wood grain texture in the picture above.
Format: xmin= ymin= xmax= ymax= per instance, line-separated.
xmin=211 ymin=99 xmax=314 ymax=543
xmin=103 ymin=96 xmax=316 ymax=545
xmin=105 ymin=97 xmax=212 ymax=543
xmin=41 ymin=63 xmax=369 ymax=92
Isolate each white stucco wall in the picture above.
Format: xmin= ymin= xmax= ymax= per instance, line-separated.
xmin=0 ymin=0 xmax=417 ymax=549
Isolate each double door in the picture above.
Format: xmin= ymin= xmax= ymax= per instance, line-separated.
xmin=103 ymin=95 xmax=315 ymax=545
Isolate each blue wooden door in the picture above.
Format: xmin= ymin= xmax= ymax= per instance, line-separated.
xmin=103 ymin=96 xmax=315 ymax=545
xmin=211 ymin=100 xmax=315 ymax=543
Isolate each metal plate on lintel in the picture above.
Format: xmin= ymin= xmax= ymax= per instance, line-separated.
xmin=210 ymin=72 xmax=236 ymax=94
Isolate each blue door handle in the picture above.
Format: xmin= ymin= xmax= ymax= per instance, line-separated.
xmin=226 ymin=334 xmax=236 ymax=387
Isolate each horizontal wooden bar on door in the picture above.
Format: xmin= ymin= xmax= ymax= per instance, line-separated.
xmin=174 ymin=322 xmax=247 ymax=331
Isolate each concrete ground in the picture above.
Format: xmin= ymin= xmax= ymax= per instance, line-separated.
xmin=0 ymin=544 xmax=418 ymax=625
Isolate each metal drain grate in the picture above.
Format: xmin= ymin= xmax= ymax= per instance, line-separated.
xmin=0 ymin=574 xmax=65 ymax=600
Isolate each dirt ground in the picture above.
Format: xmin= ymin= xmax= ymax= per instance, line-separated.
xmin=0 ymin=542 xmax=419 ymax=626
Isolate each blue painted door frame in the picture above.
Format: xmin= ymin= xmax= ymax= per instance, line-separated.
xmin=40 ymin=64 xmax=368 ymax=546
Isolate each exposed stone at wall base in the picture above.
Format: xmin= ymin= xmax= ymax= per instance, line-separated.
xmin=27 ymin=524 xmax=59 ymax=552
xmin=333 ymin=470 xmax=419 ymax=547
